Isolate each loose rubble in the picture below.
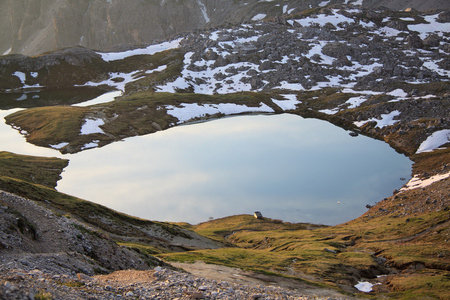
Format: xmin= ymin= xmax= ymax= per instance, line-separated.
xmin=0 ymin=267 xmax=352 ymax=300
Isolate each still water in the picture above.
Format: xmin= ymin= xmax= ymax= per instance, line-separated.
xmin=51 ymin=114 xmax=411 ymax=225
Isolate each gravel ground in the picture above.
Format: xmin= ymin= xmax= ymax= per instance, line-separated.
xmin=0 ymin=266 xmax=354 ymax=300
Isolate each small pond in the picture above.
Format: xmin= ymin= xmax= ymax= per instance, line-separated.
xmin=50 ymin=113 xmax=412 ymax=225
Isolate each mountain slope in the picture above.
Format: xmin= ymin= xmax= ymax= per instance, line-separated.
xmin=0 ymin=3 xmax=449 ymax=298
xmin=2 ymin=6 xmax=449 ymax=156
xmin=1 ymin=0 xmax=449 ymax=56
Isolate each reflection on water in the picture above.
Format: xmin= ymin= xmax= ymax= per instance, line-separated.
xmin=0 ymin=87 xmax=110 ymax=109
xmin=56 ymin=114 xmax=412 ymax=225
xmin=0 ymin=109 xmax=64 ymax=157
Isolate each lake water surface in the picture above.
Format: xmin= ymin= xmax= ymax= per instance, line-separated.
xmin=50 ymin=113 xmax=412 ymax=225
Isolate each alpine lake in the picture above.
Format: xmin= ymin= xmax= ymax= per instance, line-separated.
xmin=0 ymin=90 xmax=412 ymax=225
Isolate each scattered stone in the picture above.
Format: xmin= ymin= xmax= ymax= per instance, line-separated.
xmin=324 ymin=248 xmax=337 ymax=254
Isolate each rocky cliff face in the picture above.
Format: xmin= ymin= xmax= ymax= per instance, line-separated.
xmin=2 ymin=0 xmax=449 ymax=57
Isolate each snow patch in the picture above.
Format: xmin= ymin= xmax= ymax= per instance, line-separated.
xmin=80 ymin=118 xmax=105 ymax=135
xmin=319 ymin=108 xmax=339 ymax=115
xmin=78 ymin=65 xmax=167 ymax=92
xmin=16 ymin=94 xmax=27 ymax=101
xmin=165 ymin=102 xmax=274 ymax=124
xmin=156 ymin=52 xmax=260 ymax=95
xmin=293 ymin=10 xmax=356 ymax=28
xmin=98 ymin=38 xmax=183 ymax=62
xmin=13 ymin=72 xmax=26 ymax=83
xmin=305 ymin=42 xmax=335 ymax=65
xmin=275 ymin=81 xmax=305 ymax=91
xmin=388 ymin=89 xmax=408 ymax=98
xmin=408 ymin=14 xmax=450 ymax=39
xmin=377 ymin=27 xmax=402 ymax=37
xmin=271 ymin=94 xmax=301 ymax=111
xmin=73 ymin=90 xmax=123 ymax=107
xmin=354 ymin=111 xmax=401 ymax=128
xmin=346 ymin=96 xmax=367 ymax=109
xmin=401 ymin=171 xmax=450 ymax=191
xmin=3 ymin=47 xmax=12 ymax=55
xmin=81 ymin=140 xmax=100 ymax=150
xmin=50 ymin=142 xmax=69 ymax=150
xmin=355 ymin=281 xmax=379 ymax=292
xmin=320 ymin=95 xmax=366 ymax=115
xmin=252 ymin=14 xmax=267 ymax=21
xmin=416 ymin=129 xmax=450 ymax=153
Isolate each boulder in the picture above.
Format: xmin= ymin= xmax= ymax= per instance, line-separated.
xmin=406 ymin=34 xmax=423 ymax=49
xmin=423 ymin=34 xmax=441 ymax=47
xmin=322 ymin=42 xmax=353 ymax=58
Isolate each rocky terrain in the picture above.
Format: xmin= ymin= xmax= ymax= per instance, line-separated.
xmin=0 ymin=1 xmax=449 ymax=299
xmin=1 ymin=267 xmax=351 ymax=300
xmin=0 ymin=190 xmax=349 ymax=299
xmin=1 ymin=5 xmax=449 ymax=155
xmin=2 ymin=0 xmax=450 ymax=57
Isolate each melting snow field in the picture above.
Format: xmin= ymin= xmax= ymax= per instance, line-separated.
xmin=408 ymin=14 xmax=450 ymax=39
xmin=416 ymin=129 xmax=450 ymax=154
xmin=401 ymin=171 xmax=450 ymax=191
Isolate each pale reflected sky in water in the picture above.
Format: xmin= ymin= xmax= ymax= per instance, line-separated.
xmin=56 ymin=114 xmax=412 ymax=225
xmin=0 ymin=109 xmax=64 ymax=158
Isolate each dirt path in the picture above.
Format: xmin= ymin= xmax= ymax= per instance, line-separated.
xmin=171 ymin=261 xmax=356 ymax=299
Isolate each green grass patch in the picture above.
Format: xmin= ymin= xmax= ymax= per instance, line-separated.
xmin=5 ymin=106 xmax=88 ymax=147
xmin=118 ymin=242 xmax=167 ymax=255
xmin=160 ymin=247 xmax=295 ymax=272
xmin=191 ymin=214 xmax=325 ymax=243
xmin=384 ymin=271 xmax=450 ymax=300
xmin=0 ymin=151 xmax=68 ymax=188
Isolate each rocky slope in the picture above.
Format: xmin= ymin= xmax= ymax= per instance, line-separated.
xmin=1 ymin=0 xmax=450 ymax=57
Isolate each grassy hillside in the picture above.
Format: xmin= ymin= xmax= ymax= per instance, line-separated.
xmin=162 ymin=184 xmax=450 ymax=299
